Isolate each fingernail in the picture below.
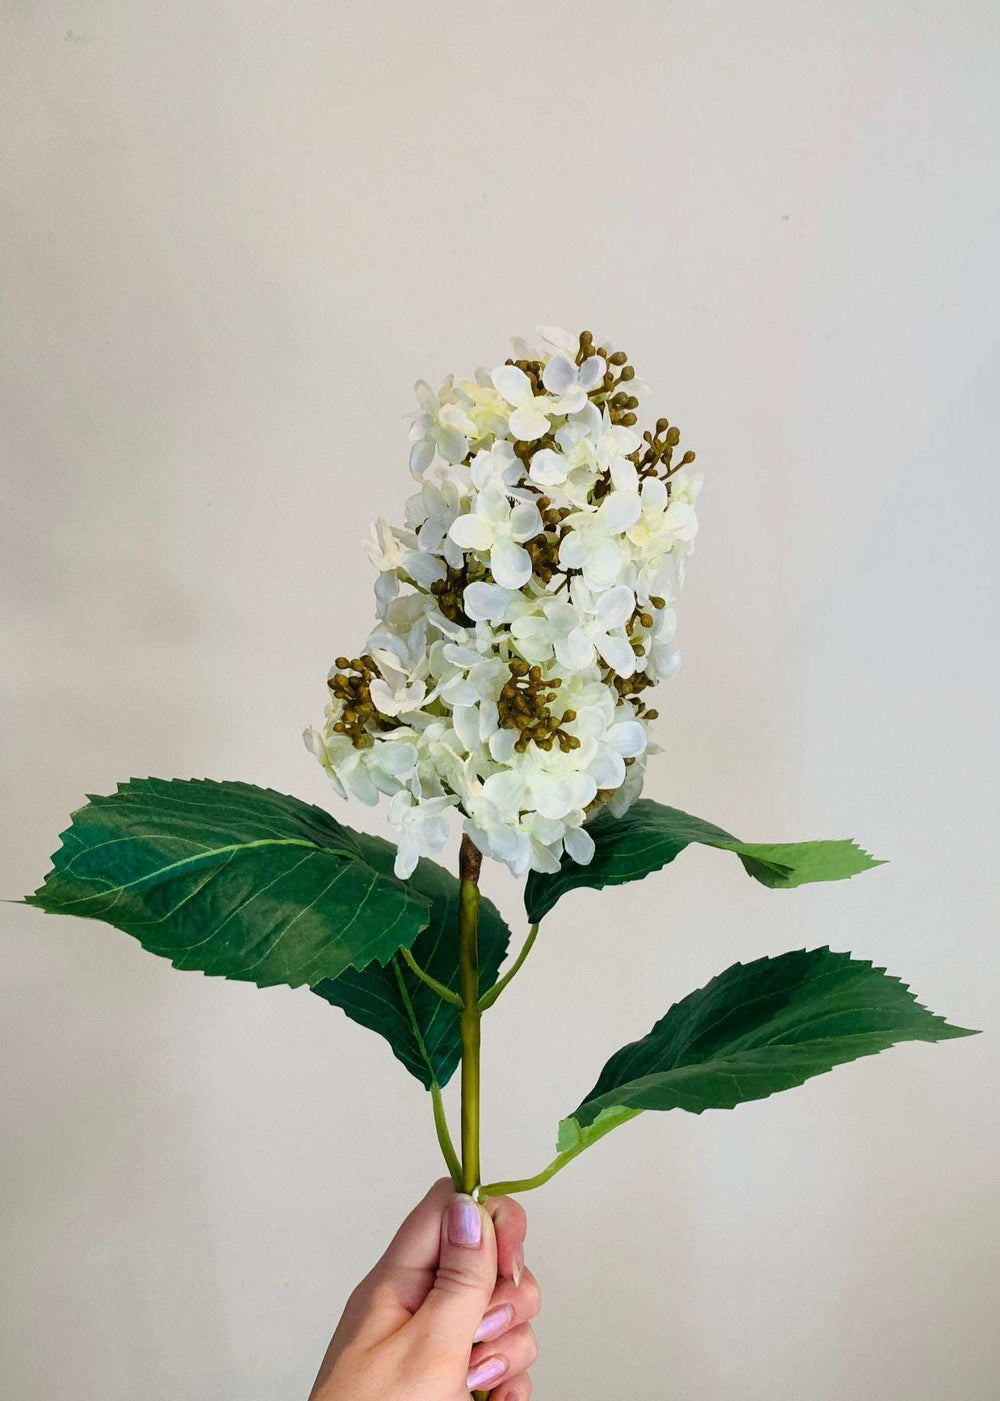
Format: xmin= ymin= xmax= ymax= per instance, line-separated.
xmin=447 ymin=1194 xmax=482 ymax=1248
xmin=466 ymin=1354 xmax=508 ymax=1390
xmin=474 ymin=1302 xmax=514 ymax=1342
xmin=511 ymin=1247 xmax=524 ymax=1288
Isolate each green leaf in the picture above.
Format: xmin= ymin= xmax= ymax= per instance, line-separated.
xmin=558 ymin=947 xmax=977 ymax=1153
xmin=525 ymin=799 xmax=884 ymax=923
xmin=312 ymin=841 xmax=511 ymax=1089
xmin=26 ymin=778 xmax=433 ymax=989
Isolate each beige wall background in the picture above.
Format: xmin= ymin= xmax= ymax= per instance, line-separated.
xmin=2 ymin=3 xmax=998 ymax=1398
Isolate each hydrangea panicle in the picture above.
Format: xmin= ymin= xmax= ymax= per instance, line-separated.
xmin=306 ymin=328 xmax=703 ymax=879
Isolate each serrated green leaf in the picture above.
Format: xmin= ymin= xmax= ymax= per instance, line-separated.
xmin=558 ymin=948 xmax=977 ymax=1153
xmin=312 ymin=840 xmax=510 ymax=1089
xmin=26 ymin=778 xmax=432 ymax=988
xmin=525 ymin=799 xmax=883 ymax=922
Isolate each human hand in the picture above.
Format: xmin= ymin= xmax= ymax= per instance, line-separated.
xmin=308 ymin=1178 xmax=540 ymax=1400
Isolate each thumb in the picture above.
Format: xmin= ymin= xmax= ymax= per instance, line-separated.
xmin=416 ymin=1192 xmax=498 ymax=1342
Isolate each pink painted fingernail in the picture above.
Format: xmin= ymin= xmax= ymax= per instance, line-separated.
xmin=466 ymin=1354 xmax=508 ymax=1390
xmin=474 ymin=1302 xmax=514 ymax=1343
xmin=447 ymin=1194 xmax=482 ymax=1248
xmin=512 ymin=1247 xmax=524 ymax=1288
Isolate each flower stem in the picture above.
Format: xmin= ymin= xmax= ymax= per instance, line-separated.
xmin=478 ymin=923 xmax=539 ymax=1012
xmin=458 ymin=834 xmax=483 ymax=1196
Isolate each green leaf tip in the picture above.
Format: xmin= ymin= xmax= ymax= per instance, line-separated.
xmin=558 ymin=946 xmax=976 ymax=1155
xmin=524 ymin=799 xmax=885 ymax=922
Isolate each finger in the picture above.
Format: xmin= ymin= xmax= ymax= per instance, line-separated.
xmin=465 ymin=1322 xmax=538 ymax=1395
xmin=490 ymin=1372 xmax=533 ymax=1401
xmin=472 ymin=1268 xmax=542 ymax=1345
xmin=414 ymin=1193 xmax=498 ymax=1342
xmin=376 ymin=1178 xmax=455 ymax=1283
xmin=484 ymin=1194 xmax=527 ymax=1286
xmin=350 ymin=1179 xmax=456 ymax=1331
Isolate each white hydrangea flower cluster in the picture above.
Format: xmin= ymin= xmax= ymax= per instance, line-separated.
xmin=305 ymin=327 xmax=702 ymax=880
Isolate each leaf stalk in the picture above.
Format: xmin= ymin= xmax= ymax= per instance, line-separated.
xmin=480 ymin=1109 xmax=641 ymax=1197
xmin=430 ymin=1082 xmax=461 ymax=1187
xmin=400 ymin=945 xmax=463 ymax=1006
xmin=478 ymin=923 xmax=539 ymax=1011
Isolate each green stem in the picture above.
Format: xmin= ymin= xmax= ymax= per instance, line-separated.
xmin=478 ymin=923 xmax=539 ymax=1012
xmin=480 ymin=1108 xmax=642 ymax=1197
xmin=400 ymin=945 xmax=463 ymax=1006
xmin=431 ymin=1082 xmax=461 ymax=1187
xmin=458 ymin=834 xmax=483 ymax=1197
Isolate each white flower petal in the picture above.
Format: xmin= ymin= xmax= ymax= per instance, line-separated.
xmin=374 ymin=569 xmax=399 ymax=616
xmin=588 ymin=748 xmax=626 ymax=790
xmin=527 ymin=840 xmax=563 ymax=874
xmin=663 ymin=500 xmax=699 ymax=541
xmin=577 ymin=355 xmax=606 ymax=392
xmin=463 ymin=581 xmax=515 ymax=622
xmin=393 ymin=829 xmax=420 ymax=879
xmin=535 ymin=325 xmax=579 ymax=355
xmin=569 ymin=400 xmax=602 ymax=437
xmin=606 ymin=719 xmax=647 ymax=758
xmin=610 ymin=459 xmax=639 ymax=493
xmin=377 ymin=742 xmax=419 ymax=776
xmin=438 ymin=425 xmax=468 ymax=464
xmin=478 ymin=698 xmax=500 ymax=739
xmin=409 ymin=438 xmax=435 ymax=475
xmin=595 ymin=633 xmax=636 ymax=677
xmin=449 ymin=513 xmax=494 ymax=551
xmin=528 ymin=447 xmax=567 ymax=486
xmin=597 ymin=491 xmax=643 ymax=533
xmin=541 ymin=353 xmax=577 ymax=397
xmin=555 ymin=629 xmax=595 ymax=671
xmin=414 ymin=380 xmax=438 ymax=413
xmin=344 ymin=759 xmax=380 ymax=806
xmin=563 ymin=824 xmax=595 ymax=865
xmin=596 ymin=584 xmax=635 ymax=631
xmin=489 ymin=728 xmax=518 ymax=763
xmin=652 ymin=642 xmax=681 ymax=679
xmin=490 ymin=363 xmax=533 ymax=407
xmin=404 ymin=551 xmax=447 ymax=587
xmin=443 ymin=643 xmax=481 ymax=667
xmin=641 ymin=476 xmax=668 ymax=510
xmin=483 ymin=767 xmax=528 ymax=818
xmin=541 ymin=599 xmax=578 ymax=635
xmin=509 ymin=501 xmax=543 ymax=543
xmin=453 ymin=704 xmax=482 ymax=753
xmin=508 ymin=403 xmax=550 ymax=442
xmin=490 ymin=537 xmax=533 ymax=589
xmin=551 ymin=386 xmax=587 ymax=415
xmin=440 ymin=676 xmax=480 ymax=705
xmin=421 ymin=814 xmax=451 ymax=852
xmin=368 ymin=678 xmax=399 ymax=715
xmin=558 ymin=532 xmax=590 ymax=570
xmin=584 ymin=538 xmax=625 ymax=591
xmin=531 ymin=775 xmax=576 ymax=821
